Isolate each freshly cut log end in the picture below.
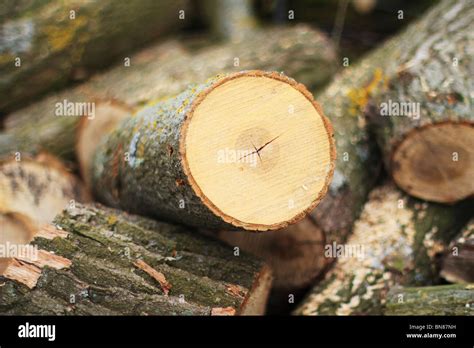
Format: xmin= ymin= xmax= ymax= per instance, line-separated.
xmin=216 ymin=217 xmax=326 ymax=290
xmin=392 ymin=122 xmax=474 ymax=203
xmin=181 ymin=71 xmax=336 ymax=230
xmin=0 ymin=154 xmax=89 ymax=226
xmin=91 ymin=71 xmax=335 ymax=231
xmin=76 ymin=100 xmax=131 ymax=186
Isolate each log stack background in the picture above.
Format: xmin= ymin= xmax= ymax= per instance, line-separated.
xmin=0 ymin=0 xmax=473 ymax=316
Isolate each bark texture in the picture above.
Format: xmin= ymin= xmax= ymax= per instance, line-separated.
xmin=1 ymin=25 xmax=338 ymax=164
xmin=295 ymin=183 xmax=473 ymax=315
xmin=385 ymin=284 xmax=474 ymax=315
xmin=0 ymin=204 xmax=272 ymax=315
xmin=0 ymin=0 xmax=188 ymax=113
xmin=441 ymin=219 xmax=474 ymax=283
xmin=363 ymin=0 xmax=474 ymax=202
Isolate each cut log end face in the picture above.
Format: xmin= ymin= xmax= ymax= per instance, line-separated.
xmin=181 ymin=72 xmax=335 ymax=231
xmin=392 ymin=123 xmax=474 ymax=203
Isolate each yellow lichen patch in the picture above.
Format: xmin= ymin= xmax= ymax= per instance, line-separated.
xmin=107 ymin=215 xmax=118 ymax=226
xmin=42 ymin=15 xmax=87 ymax=53
xmin=347 ymin=68 xmax=386 ymax=116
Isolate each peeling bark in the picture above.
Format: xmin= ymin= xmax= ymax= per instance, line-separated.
xmin=0 ymin=204 xmax=272 ymax=315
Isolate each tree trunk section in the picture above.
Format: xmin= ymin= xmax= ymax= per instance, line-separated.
xmin=0 ymin=0 xmax=189 ymax=113
xmin=385 ymin=284 xmax=474 ymax=315
xmin=1 ymin=25 xmax=338 ymax=164
xmin=216 ymin=217 xmax=326 ymax=290
xmin=441 ymin=219 xmax=474 ymax=283
xmin=294 ymin=183 xmax=473 ymax=315
xmin=86 ymin=71 xmax=335 ymax=231
xmin=363 ymin=0 xmax=474 ymax=203
xmin=0 ymin=204 xmax=272 ymax=315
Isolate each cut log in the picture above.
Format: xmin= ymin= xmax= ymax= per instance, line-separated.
xmin=385 ymin=284 xmax=474 ymax=316
xmin=216 ymin=217 xmax=325 ymax=289
xmin=362 ymin=0 xmax=474 ymax=203
xmin=86 ymin=71 xmax=335 ymax=231
xmin=0 ymin=204 xmax=272 ymax=315
xmin=0 ymin=0 xmax=189 ymax=113
xmin=1 ymin=25 xmax=338 ymax=164
xmin=0 ymin=153 xmax=88 ymax=227
xmin=441 ymin=219 xmax=474 ymax=283
xmin=294 ymin=183 xmax=473 ymax=315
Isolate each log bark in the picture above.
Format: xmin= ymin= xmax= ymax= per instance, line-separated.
xmin=1 ymin=25 xmax=338 ymax=164
xmin=441 ymin=219 xmax=474 ymax=283
xmin=385 ymin=284 xmax=474 ymax=315
xmin=294 ymin=183 xmax=473 ymax=315
xmin=362 ymin=0 xmax=474 ymax=203
xmin=86 ymin=71 xmax=335 ymax=231
xmin=0 ymin=204 xmax=272 ymax=315
xmin=0 ymin=0 xmax=189 ymax=113
xmin=202 ymin=0 xmax=257 ymax=41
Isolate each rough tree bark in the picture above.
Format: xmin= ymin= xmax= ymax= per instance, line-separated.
xmin=441 ymin=219 xmax=474 ymax=283
xmin=363 ymin=0 xmax=474 ymax=203
xmin=294 ymin=183 xmax=472 ymax=315
xmin=0 ymin=0 xmax=189 ymax=113
xmin=86 ymin=71 xmax=335 ymax=231
xmin=385 ymin=284 xmax=474 ymax=315
xmin=1 ymin=25 xmax=338 ymax=164
xmin=0 ymin=204 xmax=272 ymax=315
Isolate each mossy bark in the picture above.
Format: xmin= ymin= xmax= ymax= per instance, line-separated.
xmin=0 ymin=0 xmax=188 ymax=113
xmin=441 ymin=219 xmax=474 ymax=283
xmin=1 ymin=25 xmax=338 ymax=164
xmin=295 ymin=183 xmax=473 ymax=315
xmin=0 ymin=204 xmax=271 ymax=315
xmin=385 ymin=284 xmax=474 ymax=315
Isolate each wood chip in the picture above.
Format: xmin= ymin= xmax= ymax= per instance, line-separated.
xmin=211 ymin=307 xmax=236 ymax=316
xmin=35 ymin=224 xmax=69 ymax=240
xmin=133 ymin=259 xmax=171 ymax=295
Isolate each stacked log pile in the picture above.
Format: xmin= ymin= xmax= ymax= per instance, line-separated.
xmin=0 ymin=0 xmax=472 ymax=316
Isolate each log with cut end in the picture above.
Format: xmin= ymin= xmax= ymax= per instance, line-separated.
xmin=362 ymin=0 xmax=474 ymax=203
xmin=84 ymin=71 xmax=335 ymax=231
xmin=294 ymin=183 xmax=472 ymax=315
xmin=0 ymin=0 xmax=189 ymax=113
xmin=1 ymin=25 xmax=338 ymax=164
xmin=385 ymin=284 xmax=474 ymax=315
xmin=0 ymin=153 xmax=88 ymax=227
xmin=441 ymin=219 xmax=474 ymax=283
xmin=216 ymin=217 xmax=326 ymax=290
xmin=0 ymin=204 xmax=272 ymax=315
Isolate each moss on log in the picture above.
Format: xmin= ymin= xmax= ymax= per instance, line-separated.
xmin=88 ymin=70 xmax=335 ymax=231
xmin=1 ymin=25 xmax=338 ymax=164
xmin=294 ymin=183 xmax=472 ymax=315
xmin=385 ymin=284 xmax=474 ymax=315
xmin=0 ymin=204 xmax=272 ymax=315
xmin=0 ymin=0 xmax=189 ymax=113
xmin=361 ymin=0 xmax=474 ymax=203
xmin=441 ymin=219 xmax=474 ymax=283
